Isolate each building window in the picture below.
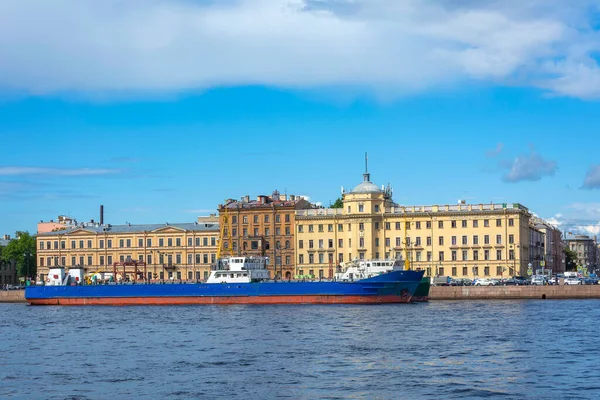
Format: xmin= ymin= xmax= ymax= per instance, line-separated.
xmin=509 ymin=250 xmax=515 ymax=260
xmin=53 ymin=241 xmax=58 ymax=249
xmin=107 ymin=240 xmax=112 ymax=248
xmin=396 ymin=222 xmax=401 ymax=230
xmin=338 ymin=224 xmax=343 ymax=232
xmin=308 ymin=225 xmax=314 ymax=233
xmin=497 ymin=266 xmax=503 ymax=276
xmin=328 ymin=239 xmax=334 ymax=248
xmin=427 ymin=251 xmax=432 ymax=262
xmin=308 ymin=254 xmax=314 ymax=264
xmin=426 ymin=237 xmax=432 ymax=246
xmin=452 ymin=250 xmax=457 ymax=261
xmin=375 ymin=222 xmax=379 ymax=230
xmin=126 ymin=239 xmax=131 ymax=248
xmin=168 ymin=238 xmax=173 ymax=247
xmin=438 ymin=221 xmax=443 ymax=229
xmin=100 ymin=256 xmax=105 ymax=266
xmin=426 ymin=221 xmax=432 ymax=229
xmin=318 ymin=239 xmax=324 ymax=249
xmin=243 ymin=216 xmax=248 ymax=224
xmin=61 ymin=241 xmax=65 ymax=249
xmin=462 ymin=250 xmax=468 ymax=261
xmin=462 ymin=220 xmax=467 ymax=228
xmin=462 ymin=266 xmax=468 ymax=276
xmin=473 ymin=250 xmax=479 ymax=261
xmin=509 ymin=218 xmax=514 ymax=227
xmin=416 ymin=251 xmax=422 ymax=261
xmin=175 ymin=238 xmax=181 ymax=247
xmin=396 ymin=237 xmax=401 ymax=247
xmin=473 ymin=235 xmax=479 ymax=245
xmin=438 ymin=251 xmax=444 ymax=261
xmin=359 ymin=223 xmax=365 ymax=231
xmin=299 ymin=254 xmax=304 ymax=264
xmin=484 ymin=250 xmax=490 ymax=260
xmin=473 ymin=266 xmax=479 ymax=276
xmin=385 ymin=222 xmax=391 ymax=230
xmin=375 ymin=238 xmax=379 ymax=247
xmin=71 ymin=256 xmax=76 ymax=266
xmin=254 ymin=215 xmax=259 ymax=223
xmin=359 ymin=238 xmax=364 ymax=248
xmin=496 ymin=250 xmax=502 ymax=260
xmin=496 ymin=219 xmax=502 ymax=227
xmin=232 ymin=216 xmax=237 ymax=224
xmin=318 ymin=254 xmax=324 ymax=264
xmin=385 ymin=238 xmax=390 ymax=247
xmin=176 ymin=254 xmax=182 ymax=264
xmin=438 ymin=237 xmax=444 ymax=246
xmin=451 ymin=236 xmax=457 ymax=246
xmin=317 ymin=224 xmax=323 ymax=232
xmin=484 ymin=219 xmax=490 ymax=227
xmin=406 ymin=237 xmax=411 ymax=246
xmin=416 ymin=221 xmax=421 ymax=229
xmin=275 ymin=215 xmax=280 ymax=223
xmin=509 ymin=234 xmax=514 ymax=244
xmin=451 ymin=221 xmax=457 ymax=228
xmin=298 ymin=225 xmax=304 ymax=233
xmin=264 ymin=215 xmax=269 ymax=223
xmin=79 ymin=240 xmax=84 ymax=249
xmin=265 ymin=228 xmax=270 ymax=236
xmin=211 ymin=238 xmax=216 ymax=246
xmin=358 ymin=205 xmax=364 ymax=212
xmin=39 ymin=242 xmax=44 ymax=250
xmin=452 ymin=267 xmax=457 ymax=276
xmin=473 ymin=220 xmax=478 ymax=228
xmin=496 ymin=235 xmax=502 ymax=245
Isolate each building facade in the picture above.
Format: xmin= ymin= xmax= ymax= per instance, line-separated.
xmin=0 ymin=234 xmax=18 ymax=287
xmin=566 ymin=235 xmax=598 ymax=273
xmin=531 ymin=218 xmax=565 ymax=274
xmin=295 ymin=172 xmax=533 ymax=280
xmin=36 ymin=221 xmax=219 ymax=282
xmin=218 ymin=191 xmax=313 ymax=279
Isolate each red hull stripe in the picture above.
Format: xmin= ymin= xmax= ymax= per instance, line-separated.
xmin=28 ymin=295 xmax=412 ymax=306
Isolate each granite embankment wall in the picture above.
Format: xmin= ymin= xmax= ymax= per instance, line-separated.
xmin=430 ymin=285 xmax=600 ymax=300
xmin=0 ymin=290 xmax=25 ymax=303
xmin=3 ymin=287 xmax=600 ymax=303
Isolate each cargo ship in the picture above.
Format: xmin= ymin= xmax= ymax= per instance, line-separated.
xmin=25 ymin=257 xmax=424 ymax=306
xmin=335 ymin=259 xmax=429 ymax=302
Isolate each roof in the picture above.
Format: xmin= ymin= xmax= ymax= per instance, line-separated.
xmin=37 ymin=222 xmax=219 ymax=236
xmin=350 ymin=173 xmax=382 ymax=194
xmin=222 ymin=198 xmax=311 ymax=210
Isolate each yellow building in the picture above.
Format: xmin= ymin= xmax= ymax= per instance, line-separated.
xmin=36 ymin=221 xmax=219 ymax=282
xmin=295 ymin=170 xmax=532 ymax=280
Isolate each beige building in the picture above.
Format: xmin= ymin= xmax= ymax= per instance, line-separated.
xmin=218 ymin=191 xmax=313 ymax=279
xmin=295 ymin=171 xmax=533 ymax=280
xmin=566 ymin=235 xmax=598 ymax=273
xmin=36 ymin=221 xmax=219 ymax=282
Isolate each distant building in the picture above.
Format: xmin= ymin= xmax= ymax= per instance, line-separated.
xmin=531 ymin=218 xmax=564 ymax=274
xmin=218 ymin=191 xmax=314 ymax=279
xmin=37 ymin=215 xmax=78 ymax=234
xmin=36 ymin=220 xmax=219 ymax=282
xmin=528 ymin=226 xmax=545 ymax=273
xmin=565 ymin=235 xmax=598 ymax=273
xmin=0 ymin=234 xmax=18 ymax=286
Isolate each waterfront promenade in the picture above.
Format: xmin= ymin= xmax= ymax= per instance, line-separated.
xmin=5 ymin=286 xmax=600 ymax=303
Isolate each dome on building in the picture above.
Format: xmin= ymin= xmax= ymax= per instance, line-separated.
xmin=351 ymin=173 xmax=382 ymax=194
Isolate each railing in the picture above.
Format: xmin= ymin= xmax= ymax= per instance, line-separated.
xmin=296 ymin=209 xmax=344 ymax=217
xmin=390 ymin=203 xmax=528 ymax=214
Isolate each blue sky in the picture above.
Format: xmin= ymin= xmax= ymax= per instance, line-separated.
xmin=1 ymin=0 xmax=600 ymax=237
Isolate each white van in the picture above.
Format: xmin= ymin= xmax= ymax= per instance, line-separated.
xmin=564 ymin=271 xmax=582 ymax=285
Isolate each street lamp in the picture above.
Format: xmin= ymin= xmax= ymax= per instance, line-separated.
xmin=23 ymin=251 xmax=31 ymax=284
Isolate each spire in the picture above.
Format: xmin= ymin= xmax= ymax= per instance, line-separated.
xmin=363 ymin=152 xmax=370 ymax=182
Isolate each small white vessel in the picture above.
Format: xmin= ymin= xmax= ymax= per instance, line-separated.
xmin=335 ymin=259 xmax=403 ymax=282
xmin=206 ymin=256 xmax=270 ymax=283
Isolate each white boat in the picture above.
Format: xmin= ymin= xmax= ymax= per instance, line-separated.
xmin=206 ymin=256 xmax=270 ymax=283
xmin=335 ymin=259 xmax=403 ymax=282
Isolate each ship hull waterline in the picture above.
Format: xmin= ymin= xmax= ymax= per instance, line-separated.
xmin=28 ymin=294 xmax=412 ymax=306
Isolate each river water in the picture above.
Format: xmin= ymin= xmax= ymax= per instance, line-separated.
xmin=1 ymin=300 xmax=599 ymax=399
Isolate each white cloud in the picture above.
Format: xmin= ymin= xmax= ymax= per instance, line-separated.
xmin=582 ymin=164 xmax=600 ymax=189
xmin=502 ymin=148 xmax=557 ymax=182
xmin=0 ymin=167 xmax=120 ymax=176
xmin=1 ymin=0 xmax=600 ymax=99
xmin=543 ymin=204 xmax=600 ymax=235
xmin=485 ymin=142 xmax=504 ymax=158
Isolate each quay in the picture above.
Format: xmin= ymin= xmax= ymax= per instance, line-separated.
xmin=5 ymin=286 xmax=600 ymax=304
xmin=430 ymin=285 xmax=600 ymax=300
xmin=1 ymin=290 xmax=25 ymax=303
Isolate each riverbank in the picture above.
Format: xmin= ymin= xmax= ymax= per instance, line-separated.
xmin=430 ymin=285 xmax=600 ymax=300
xmin=0 ymin=290 xmax=25 ymax=303
xmin=4 ymin=286 xmax=600 ymax=303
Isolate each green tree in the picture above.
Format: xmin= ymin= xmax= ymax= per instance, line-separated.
xmin=564 ymin=245 xmax=578 ymax=271
xmin=331 ymin=197 xmax=343 ymax=209
xmin=1 ymin=231 xmax=37 ymax=278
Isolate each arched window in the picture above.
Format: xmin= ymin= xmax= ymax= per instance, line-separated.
xmin=243 ymin=242 xmax=247 ymax=251
xmin=265 ymin=241 xmax=270 ymax=250
xmin=276 ymin=241 xmax=281 ymax=249
xmin=232 ymin=242 xmax=237 ymax=251
xmin=285 ymin=240 xmax=290 ymax=249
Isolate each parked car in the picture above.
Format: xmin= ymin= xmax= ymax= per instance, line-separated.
xmin=473 ymin=278 xmax=497 ymax=286
xmin=501 ymin=278 xmax=518 ymax=286
xmin=547 ymin=277 xmax=558 ymax=285
xmin=531 ymin=276 xmax=547 ymax=286
xmin=432 ymin=276 xmax=452 ymax=286
xmin=450 ymin=278 xmax=472 ymax=286
xmin=513 ymin=276 xmax=529 ymax=285
xmin=564 ymin=277 xmax=582 ymax=285
xmin=582 ymin=277 xmax=599 ymax=285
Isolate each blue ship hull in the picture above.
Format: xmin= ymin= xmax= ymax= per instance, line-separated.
xmin=25 ymin=270 xmax=424 ymax=306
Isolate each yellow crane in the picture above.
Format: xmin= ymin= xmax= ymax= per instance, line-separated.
xmin=217 ymin=206 xmax=234 ymax=260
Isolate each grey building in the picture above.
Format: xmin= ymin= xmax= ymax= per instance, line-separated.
xmin=566 ymin=235 xmax=598 ymax=273
xmin=0 ymin=234 xmax=18 ymax=287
